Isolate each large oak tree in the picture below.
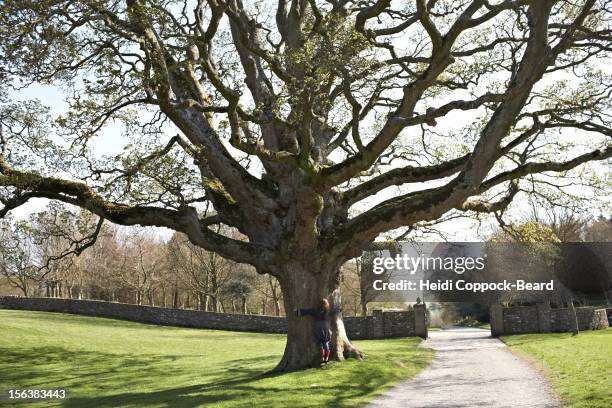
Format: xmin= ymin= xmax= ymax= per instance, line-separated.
xmin=0 ymin=0 xmax=610 ymax=370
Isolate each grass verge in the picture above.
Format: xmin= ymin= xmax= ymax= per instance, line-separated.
xmin=502 ymin=330 xmax=612 ymax=408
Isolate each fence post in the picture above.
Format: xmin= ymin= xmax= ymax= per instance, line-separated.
xmin=413 ymin=304 xmax=427 ymax=338
xmin=490 ymin=304 xmax=504 ymax=337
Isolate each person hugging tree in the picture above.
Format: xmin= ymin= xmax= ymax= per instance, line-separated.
xmin=296 ymin=298 xmax=340 ymax=365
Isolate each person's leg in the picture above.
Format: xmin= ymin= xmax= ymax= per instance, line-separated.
xmin=315 ymin=323 xmax=332 ymax=364
xmin=318 ymin=338 xmax=328 ymax=363
xmin=320 ymin=341 xmax=330 ymax=362
xmin=315 ymin=325 xmax=328 ymax=363
xmin=324 ymin=329 xmax=332 ymax=362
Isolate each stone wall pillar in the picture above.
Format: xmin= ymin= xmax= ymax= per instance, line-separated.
xmin=414 ymin=304 xmax=427 ymax=339
xmin=536 ymin=303 xmax=551 ymax=333
xmin=490 ymin=304 xmax=504 ymax=337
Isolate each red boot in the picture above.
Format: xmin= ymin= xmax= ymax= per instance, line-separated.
xmin=320 ymin=349 xmax=326 ymax=364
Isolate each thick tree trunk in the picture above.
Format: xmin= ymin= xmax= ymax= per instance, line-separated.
xmin=272 ymin=263 xmax=363 ymax=372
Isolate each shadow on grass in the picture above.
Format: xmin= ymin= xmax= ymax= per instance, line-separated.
xmin=61 ymin=363 xmax=429 ymax=408
xmin=0 ymin=345 xmax=275 ymax=405
xmin=0 ymin=342 xmax=430 ymax=408
xmin=0 ymin=313 xmax=431 ymax=408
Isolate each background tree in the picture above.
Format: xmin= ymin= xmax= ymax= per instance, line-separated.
xmin=0 ymin=220 xmax=41 ymax=296
xmin=584 ymin=217 xmax=612 ymax=242
xmin=485 ymin=221 xmax=565 ymax=305
xmin=30 ymin=204 xmax=106 ymax=297
xmin=0 ymin=0 xmax=611 ymax=370
xmin=117 ymin=229 xmax=165 ymax=305
xmin=167 ymin=230 xmax=236 ymax=311
xmin=0 ymin=203 xmax=103 ymax=296
xmin=340 ymin=251 xmax=391 ymax=316
xmin=337 ymin=259 xmax=363 ymax=316
xmin=223 ymin=271 xmax=255 ymax=313
xmin=253 ymin=274 xmax=285 ymax=316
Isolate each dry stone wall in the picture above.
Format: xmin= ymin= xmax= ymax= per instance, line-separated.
xmin=490 ymin=303 xmax=609 ymax=336
xmin=0 ymin=296 xmax=427 ymax=339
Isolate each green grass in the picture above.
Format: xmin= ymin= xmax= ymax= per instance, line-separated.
xmin=454 ymin=318 xmax=490 ymax=330
xmin=0 ymin=310 xmax=431 ymax=408
xmin=502 ymin=330 xmax=612 ymax=408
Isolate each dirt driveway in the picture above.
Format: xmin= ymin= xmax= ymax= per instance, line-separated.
xmin=367 ymin=327 xmax=559 ymax=408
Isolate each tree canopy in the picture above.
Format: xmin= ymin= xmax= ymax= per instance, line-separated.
xmin=1 ymin=0 xmax=610 ymax=267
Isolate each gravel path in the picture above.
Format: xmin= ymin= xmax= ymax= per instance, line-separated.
xmin=367 ymin=327 xmax=559 ymax=408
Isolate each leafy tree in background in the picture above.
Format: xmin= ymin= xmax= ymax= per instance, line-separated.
xmin=0 ymin=204 xmax=102 ymax=296
xmin=223 ymin=274 xmax=255 ymax=313
xmin=0 ymin=0 xmax=611 ymax=370
xmin=485 ymin=221 xmax=563 ymax=304
xmin=167 ymin=229 xmax=242 ymax=312
xmin=0 ymin=220 xmax=40 ymax=296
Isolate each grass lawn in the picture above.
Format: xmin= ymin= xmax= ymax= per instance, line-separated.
xmin=0 ymin=310 xmax=431 ymax=407
xmin=454 ymin=318 xmax=490 ymax=330
xmin=502 ymin=330 xmax=612 ymax=408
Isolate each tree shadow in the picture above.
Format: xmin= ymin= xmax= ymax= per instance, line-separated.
xmin=0 ymin=345 xmax=277 ymax=407
xmin=1 ymin=338 xmax=430 ymax=408
xmin=61 ymin=366 xmax=428 ymax=408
